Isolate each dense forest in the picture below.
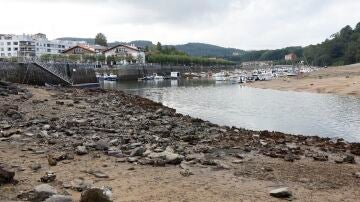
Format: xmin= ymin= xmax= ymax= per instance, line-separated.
xmin=303 ymin=23 xmax=360 ymax=66
xmin=225 ymin=47 xmax=303 ymax=63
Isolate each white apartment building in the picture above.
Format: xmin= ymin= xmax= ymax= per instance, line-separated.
xmin=0 ymin=33 xmax=87 ymax=58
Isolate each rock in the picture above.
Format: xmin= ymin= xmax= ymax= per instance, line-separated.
xmin=88 ymin=170 xmax=109 ymax=179
xmin=95 ymin=140 xmax=109 ymax=151
xmin=354 ymin=172 xmax=360 ymax=178
xmin=41 ymin=171 xmax=57 ymax=183
xmin=269 ymin=187 xmax=292 ymax=198
xmin=343 ymin=155 xmax=356 ymax=164
xmin=56 ymin=101 xmax=64 ymax=105
xmin=44 ymin=195 xmax=73 ymax=202
xmin=48 ymin=155 xmax=58 ymax=166
xmin=30 ymin=163 xmax=42 ymax=171
xmin=130 ymin=147 xmax=146 ymax=157
xmin=313 ymin=154 xmax=328 ymax=161
xmin=180 ymin=169 xmax=194 ymax=177
xmin=70 ymin=178 xmax=93 ymax=192
xmin=148 ymin=147 xmax=184 ymax=165
xmin=76 ymin=146 xmax=88 ymax=155
xmin=80 ymin=188 xmax=112 ymax=202
xmin=0 ymin=163 xmax=15 ymax=184
xmin=33 ymin=184 xmax=58 ymax=202
xmin=232 ymin=160 xmax=244 ymax=164
xmin=284 ymin=153 xmax=297 ymax=162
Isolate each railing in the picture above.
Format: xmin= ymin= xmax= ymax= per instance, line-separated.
xmin=17 ymin=57 xmax=74 ymax=86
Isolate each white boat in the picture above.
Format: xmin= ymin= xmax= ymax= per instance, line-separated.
xmin=153 ymin=73 xmax=164 ymax=80
xmin=96 ymin=73 xmax=118 ymax=81
xmin=105 ymin=73 xmax=118 ymax=81
xmin=171 ymin=72 xmax=181 ymax=79
xmin=213 ymin=72 xmax=229 ymax=81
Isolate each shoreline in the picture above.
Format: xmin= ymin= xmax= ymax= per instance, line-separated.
xmin=246 ymin=63 xmax=360 ymax=97
xmin=1 ymin=82 xmax=360 ymax=201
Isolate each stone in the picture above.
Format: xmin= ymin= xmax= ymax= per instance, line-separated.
xmin=41 ymin=171 xmax=56 ymax=183
xmin=180 ymin=169 xmax=194 ymax=177
xmin=48 ymin=155 xmax=58 ymax=166
xmin=284 ymin=153 xmax=296 ymax=162
xmin=70 ymin=178 xmax=93 ymax=192
xmin=313 ymin=154 xmax=328 ymax=161
xmin=130 ymin=147 xmax=146 ymax=157
xmin=148 ymin=147 xmax=184 ymax=165
xmin=95 ymin=140 xmax=109 ymax=151
xmin=269 ymin=187 xmax=292 ymax=198
xmin=33 ymin=184 xmax=58 ymax=202
xmin=30 ymin=163 xmax=42 ymax=171
xmin=0 ymin=163 xmax=15 ymax=184
xmin=44 ymin=195 xmax=73 ymax=202
xmin=88 ymin=170 xmax=109 ymax=179
xmin=80 ymin=188 xmax=112 ymax=202
xmin=232 ymin=160 xmax=244 ymax=164
xmin=76 ymin=146 xmax=88 ymax=155
xmin=343 ymin=155 xmax=356 ymax=164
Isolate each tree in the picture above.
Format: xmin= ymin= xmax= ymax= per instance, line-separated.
xmin=95 ymin=33 xmax=108 ymax=47
xmin=156 ymin=42 xmax=162 ymax=52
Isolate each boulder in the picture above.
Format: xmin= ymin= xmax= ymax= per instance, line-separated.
xmin=0 ymin=163 xmax=15 ymax=184
xmin=32 ymin=184 xmax=58 ymax=202
xmin=44 ymin=195 xmax=73 ymax=202
xmin=76 ymin=146 xmax=88 ymax=155
xmin=80 ymin=188 xmax=112 ymax=202
xmin=269 ymin=187 xmax=292 ymax=198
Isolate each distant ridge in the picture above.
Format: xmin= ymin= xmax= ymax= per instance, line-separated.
xmin=174 ymin=43 xmax=245 ymax=57
xmin=56 ymin=37 xmax=243 ymax=57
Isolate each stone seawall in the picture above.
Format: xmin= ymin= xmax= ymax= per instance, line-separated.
xmin=95 ymin=64 xmax=239 ymax=80
xmin=0 ymin=62 xmax=97 ymax=86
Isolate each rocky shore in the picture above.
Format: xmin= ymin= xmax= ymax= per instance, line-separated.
xmin=1 ymin=81 xmax=360 ymax=201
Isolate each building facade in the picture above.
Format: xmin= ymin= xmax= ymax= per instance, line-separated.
xmin=103 ymin=44 xmax=146 ymax=64
xmin=285 ymin=53 xmax=297 ymax=61
xmin=0 ymin=33 xmax=86 ymax=58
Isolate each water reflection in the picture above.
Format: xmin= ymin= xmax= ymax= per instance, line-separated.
xmin=101 ymin=79 xmax=360 ymax=142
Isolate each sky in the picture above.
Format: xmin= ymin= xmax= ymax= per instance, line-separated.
xmin=1 ymin=0 xmax=360 ymax=50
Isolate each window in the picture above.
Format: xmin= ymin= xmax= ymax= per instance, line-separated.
xmin=1 ymin=53 xmax=4 ymax=56
xmin=8 ymin=53 xmax=11 ymax=56
xmin=0 ymin=42 xmax=3 ymax=46
xmin=14 ymin=48 xmax=18 ymax=51
xmin=13 ymin=42 xmax=18 ymax=45
xmin=7 ymin=48 xmax=11 ymax=51
xmin=0 ymin=48 xmax=3 ymax=51
xmin=47 ymin=49 xmax=51 ymax=52
xmin=7 ymin=42 xmax=11 ymax=46
xmin=36 ymin=48 xmax=39 ymax=51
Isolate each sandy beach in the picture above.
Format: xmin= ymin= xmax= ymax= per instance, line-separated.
xmin=246 ymin=63 xmax=360 ymax=96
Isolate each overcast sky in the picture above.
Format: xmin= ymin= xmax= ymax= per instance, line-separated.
xmin=2 ymin=0 xmax=360 ymax=50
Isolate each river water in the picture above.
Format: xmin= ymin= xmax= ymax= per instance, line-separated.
xmin=101 ymin=79 xmax=360 ymax=142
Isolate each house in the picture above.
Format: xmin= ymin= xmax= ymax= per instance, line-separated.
xmin=0 ymin=33 xmax=86 ymax=57
xmin=62 ymin=45 xmax=96 ymax=55
xmin=285 ymin=53 xmax=297 ymax=61
xmin=103 ymin=44 xmax=145 ymax=64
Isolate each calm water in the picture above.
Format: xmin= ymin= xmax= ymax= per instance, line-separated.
xmin=101 ymin=79 xmax=360 ymax=142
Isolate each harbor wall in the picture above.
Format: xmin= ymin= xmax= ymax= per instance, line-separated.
xmin=95 ymin=64 xmax=240 ymax=80
xmin=0 ymin=62 xmax=97 ymax=86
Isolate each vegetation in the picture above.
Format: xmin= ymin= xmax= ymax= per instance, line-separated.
xmin=303 ymin=23 xmax=360 ymax=66
xmin=145 ymin=42 xmax=234 ymax=66
xmin=174 ymin=43 xmax=244 ymax=57
xmin=226 ymin=47 xmax=303 ymax=64
xmin=95 ymin=33 xmax=108 ymax=47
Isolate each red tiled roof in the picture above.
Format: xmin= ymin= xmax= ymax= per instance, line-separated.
xmin=62 ymin=45 xmax=96 ymax=54
xmin=103 ymin=44 xmax=140 ymax=53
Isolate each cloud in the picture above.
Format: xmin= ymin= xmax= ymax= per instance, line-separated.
xmin=1 ymin=0 xmax=360 ymax=49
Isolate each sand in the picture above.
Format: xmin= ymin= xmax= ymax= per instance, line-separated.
xmin=247 ymin=63 xmax=360 ymax=96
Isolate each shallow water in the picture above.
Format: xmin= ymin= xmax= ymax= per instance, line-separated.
xmin=102 ymin=79 xmax=360 ymax=142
